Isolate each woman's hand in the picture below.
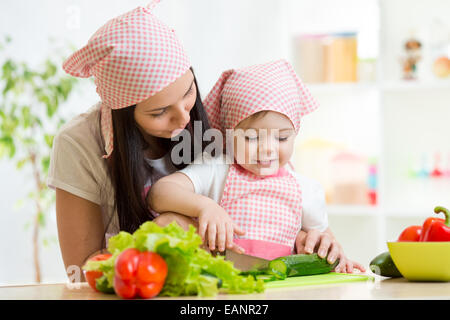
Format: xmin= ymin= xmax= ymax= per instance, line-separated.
xmin=295 ymin=229 xmax=366 ymax=273
xmin=197 ymin=201 xmax=246 ymax=253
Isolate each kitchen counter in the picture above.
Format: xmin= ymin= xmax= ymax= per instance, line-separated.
xmin=0 ymin=274 xmax=448 ymax=300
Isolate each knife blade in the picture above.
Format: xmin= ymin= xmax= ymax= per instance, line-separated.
xmin=225 ymin=250 xmax=270 ymax=272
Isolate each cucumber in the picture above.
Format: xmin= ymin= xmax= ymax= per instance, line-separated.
xmin=268 ymin=253 xmax=339 ymax=279
xmin=369 ymin=251 xmax=402 ymax=278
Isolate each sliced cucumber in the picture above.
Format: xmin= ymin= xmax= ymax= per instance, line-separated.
xmin=268 ymin=253 xmax=339 ymax=279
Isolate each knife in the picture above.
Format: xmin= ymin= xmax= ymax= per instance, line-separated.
xmin=225 ymin=250 xmax=270 ymax=272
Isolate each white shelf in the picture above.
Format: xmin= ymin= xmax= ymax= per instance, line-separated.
xmin=384 ymin=208 xmax=436 ymax=218
xmin=327 ymin=204 xmax=379 ymax=216
xmin=307 ymin=82 xmax=378 ymax=94
xmin=381 ymin=80 xmax=450 ymax=92
xmin=327 ymin=205 xmax=434 ymax=218
xmin=306 ymin=80 xmax=450 ymax=95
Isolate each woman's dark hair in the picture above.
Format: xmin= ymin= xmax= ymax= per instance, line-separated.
xmin=102 ymin=67 xmax=210 ymax=238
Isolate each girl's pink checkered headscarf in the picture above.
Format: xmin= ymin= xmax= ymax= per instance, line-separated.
xmin=203 ymin=59 xmax=319 ymax=133
xmin=62 ymin=1 xmax=191 ymax=158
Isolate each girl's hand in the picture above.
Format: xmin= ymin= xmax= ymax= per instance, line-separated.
xmin=295 ymin=229 xmax=366 ymax=273
xmin=197 ymin=201 xmax=246 ymax=253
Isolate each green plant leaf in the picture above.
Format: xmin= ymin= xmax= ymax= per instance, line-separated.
xmin=38 ymin=211 xmax=46 ymax=227
xmin=41 ymin=156 xmax=50 ymax=174
xmin=0 ymin=135 xmax=15 ymax=158
xmin=44 ymin=134 xmax=54 ymax=148
xmin=42 ymin=60 xmax=57 ymax=80
xmin=1 ymin=59 xmax=16 ymax=80
xmin=16 ymin=157 xmax=28 ymax=169
xmin=20 ymin=106 xmax=31 ymax=128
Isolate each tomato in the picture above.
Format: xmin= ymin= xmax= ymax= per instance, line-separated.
xmin=397 ymin=225 xmax=421 ymax=241
xmin=84 ymin=253 xmax=112 ymax=292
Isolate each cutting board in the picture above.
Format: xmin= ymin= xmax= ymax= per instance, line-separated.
xmin=264 ymin=272 xmax=374 ymax=289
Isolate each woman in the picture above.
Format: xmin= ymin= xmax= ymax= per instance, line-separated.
xmin=48 ymin=3 xmax=363 ymax=282
xmin=48 ymin=4 xmax=211 ymax=281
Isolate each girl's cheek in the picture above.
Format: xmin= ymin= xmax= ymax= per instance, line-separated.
xmin=246 ymin=142 xmax=259 ymax=164
xmin=233 ymin=135 xmax=255 ymax=165
xmin=233 ymin=138 xmax=246 ymax=164
xmin=282 ymin=140 xmax=295 ymax=158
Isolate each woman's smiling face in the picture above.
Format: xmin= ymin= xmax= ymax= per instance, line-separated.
xmin=134 ymin=69 xmax=197 ymax=140
xmin=233 ymin=111 xmax=297 ymax=176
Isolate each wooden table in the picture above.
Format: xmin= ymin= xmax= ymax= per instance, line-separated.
xmin=0 ymin=274 xmax=449 ymax=300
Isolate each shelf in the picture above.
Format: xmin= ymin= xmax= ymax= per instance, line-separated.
xmin=327 ymin=205 xmax=438 ymax=218
xmin=306 ymin=80 xmax=450 ymax=95
xmin=307 ymin=82 xmax=378 ymax=94
xmin=327 ymin=204 xmax=379 ymax=216
xmin=384 ymin=208 xmax=434 ymax=218
xmin=381 ymin=80 xmax=450 ymax=92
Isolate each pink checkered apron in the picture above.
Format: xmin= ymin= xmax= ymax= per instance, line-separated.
xmin=220 ymin=164 xmax=302 ymax=260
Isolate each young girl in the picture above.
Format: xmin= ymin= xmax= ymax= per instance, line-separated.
xmin=149 ymin=60 xmax=335 ymax=262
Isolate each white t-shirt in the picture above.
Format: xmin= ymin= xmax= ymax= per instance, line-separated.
xmin=47 ymin=102 xmax=178 ymax=238
xmin=179 ymin=153 xmax=329 ymax=232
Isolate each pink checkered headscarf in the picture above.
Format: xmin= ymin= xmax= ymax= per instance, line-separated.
xmin=203 ymin=59 xmax=318 ymax=134
xmin=62 ymin=1 xmax=191 ymax=158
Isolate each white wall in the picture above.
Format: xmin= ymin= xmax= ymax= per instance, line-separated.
xmin=0 ymin=0 xmax=388 ymax=284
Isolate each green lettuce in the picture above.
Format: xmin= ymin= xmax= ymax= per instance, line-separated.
xmin=83 ymin=221 xmax=264 ymax=297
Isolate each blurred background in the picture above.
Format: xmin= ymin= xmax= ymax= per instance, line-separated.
xmin=0 ymin=0 xmax=449 ymax=285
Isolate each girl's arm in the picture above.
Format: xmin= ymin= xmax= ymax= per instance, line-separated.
xmin=148 ymin=172 xmax=215 ymax=218
xmin=149 ymin=173 xmax=245 ymax=252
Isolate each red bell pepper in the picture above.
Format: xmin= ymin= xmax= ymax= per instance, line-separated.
xmin=418 ymin=217 xmax=444 ymax=241
xmin=398 ymin=225 xmax=422 ymax=241
xmin=419 ymin=206 xmax=450 ymax=242
xmin=84 ymin=253 xmax=112 ymax=292
xmin=114 ymin=248 xmax=168 ymax=299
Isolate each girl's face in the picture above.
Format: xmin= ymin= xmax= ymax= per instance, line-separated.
xmin=134 ymin=69 xmax=197 ymax=140
xmin=233 ymin=111 xmax=297 ymax=176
